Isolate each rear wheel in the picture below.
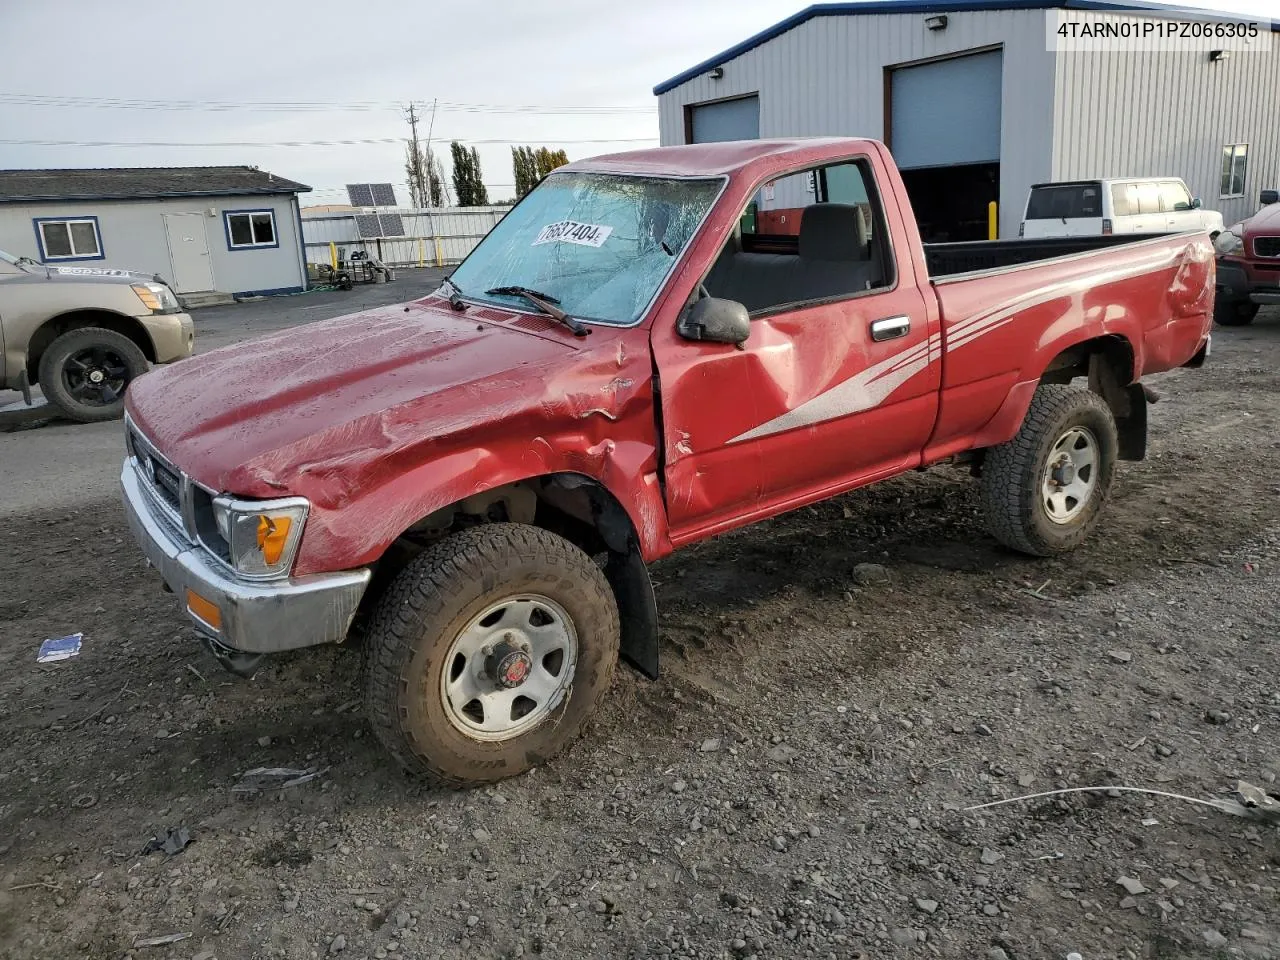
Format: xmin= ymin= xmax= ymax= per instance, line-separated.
xmin=980 ymin=385 xmax=1118 ymax=556
xmin=37 ymin=327 xmax=149 ymax=423
xmin=363 ymin=524 xmax=619 ymax=786
xmin=1214 ymin=296 xmax=1258 ymax=327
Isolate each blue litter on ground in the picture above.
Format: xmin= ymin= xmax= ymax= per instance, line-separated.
xmin=37 ymin=633 xmax=83 ymax=663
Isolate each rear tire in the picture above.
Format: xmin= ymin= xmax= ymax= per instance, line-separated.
xmin=37 ymin=327 xmax=149 ymax=423
xmin=980 ymin=385 xmax=1118 ymax=557
xmin=363 ymin=523 xmax=619 ymax=786
xmin=1214 ymin=296 xmax=1258 ymax=327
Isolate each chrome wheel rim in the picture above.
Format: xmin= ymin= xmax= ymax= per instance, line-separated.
xmin=1041 ymin=426 xmax=1098 ymax=524
xmin=439 ymin=595 xmax=578 ymax=742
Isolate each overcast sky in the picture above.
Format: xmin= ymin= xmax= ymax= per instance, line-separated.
xmin=0 ymin=0 xmax=1272 ymax=207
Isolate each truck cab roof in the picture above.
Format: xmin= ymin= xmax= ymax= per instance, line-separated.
xmin=566 ymin=137 xmax=881 ymax=180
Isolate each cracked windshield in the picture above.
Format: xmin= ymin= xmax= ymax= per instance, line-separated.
xmin=448 ymin=172 xmax=723 ymax=325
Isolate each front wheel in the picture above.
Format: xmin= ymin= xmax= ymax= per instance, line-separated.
xmin=980 ymin=385 xmax=1118 ymax=556
xmin=37 ymin=327 xmax=149 ymax=423
xmin=363 ymin=524 xmax=619 ymax=786
xmin=1214 ymin=297 xmax=1258 ymax=327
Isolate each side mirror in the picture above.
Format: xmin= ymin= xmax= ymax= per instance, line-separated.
xmin=678 ymin=296 xmax=750 ymax=346
xmin=1191 ymin=197 xmax=1202 ymax=209
xmin=1261 ymin=189 xmax=1279 ymax=206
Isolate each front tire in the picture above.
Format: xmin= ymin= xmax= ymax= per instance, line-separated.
xmin=1214 ymin=296 xmax=1258 ymax=327
xmin=37 ymin=327 xmax=149 ymax=423
xmin=980 ymin=385 xmax=1118 ymax=557
xmin=363 ymin=524 xmax=619 ymax=786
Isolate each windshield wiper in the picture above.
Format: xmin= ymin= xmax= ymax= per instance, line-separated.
xmin=485 ymin=285 xmax=589 ymax=337
xmin=441 ymin=276 xmax=467 ymax=311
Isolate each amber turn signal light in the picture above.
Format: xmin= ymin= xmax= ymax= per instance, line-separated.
xmin=186 ymin=589 xmax=222 ymax=630
xmin=256 ymin=515 xmax=292 ymax=566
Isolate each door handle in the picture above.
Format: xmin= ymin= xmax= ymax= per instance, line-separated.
xmin=870 ymin=315 xmax=910 ymax=342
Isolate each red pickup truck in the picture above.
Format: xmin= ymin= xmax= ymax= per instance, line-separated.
xmin=121 ymin=138 xmax=1213 ymax=785
xmin=1213 ymin=187 xmax=1280 ymax=326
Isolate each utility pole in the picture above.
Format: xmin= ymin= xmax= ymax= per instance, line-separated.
xmin=422 ymin=97 xmax=449 ymax=207
xmin=404 ymin=102 xmax=426 ymax=207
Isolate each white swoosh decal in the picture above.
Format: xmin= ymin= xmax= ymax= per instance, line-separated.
xmin=945 ymin=250 xmax=1180 ymax=354
xmin=728 ymin=332 xmax=940 ymax=444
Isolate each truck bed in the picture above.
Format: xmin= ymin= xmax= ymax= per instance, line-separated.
xmin=924 ymin=234 xmax=1173 ymax=278
xmin=920 ymin=229 xmax=1215 ymax=464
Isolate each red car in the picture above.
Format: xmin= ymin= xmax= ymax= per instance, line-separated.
xmin=1214 ymin=188 xmax=1280 ymax=326
xmin=121 ymin=138 xmax=1213 ymax=785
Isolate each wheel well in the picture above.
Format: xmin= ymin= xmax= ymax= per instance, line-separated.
xmin=354 ymin=474 xmax=637 ymax=626
xmin=1038 ymin=334 xmax=1134 ymax=388
xmin=28 ymin=310 xmax=156 ymax=383
xmin=349 ymin=473 xmax=659 ymax=676
xmin=1039 ymin=334 xmax=1145 ymax=461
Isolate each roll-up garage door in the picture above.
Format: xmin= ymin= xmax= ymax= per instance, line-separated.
xmin=689 ymin=95 xmax=760 ymax=143
xmin=890 ymin=50 xmax=1002 ymax=169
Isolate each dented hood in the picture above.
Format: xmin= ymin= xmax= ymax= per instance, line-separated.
xmin=126 ymin=297 xmax=589 ymax=501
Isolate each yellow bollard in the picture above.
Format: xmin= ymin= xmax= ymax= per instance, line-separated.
xmin=434 ymin=237 xmax=443 ymax=267
xmin=988 ymin=201 xmax=998 ymax=241
xmin=418 ymin=238 xmax=425 ymax=267
xmin=329 ymin=241 xmax=337 ymax=271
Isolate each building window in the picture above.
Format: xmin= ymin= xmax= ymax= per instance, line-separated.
xmin=1221 ymin=144 xmax=1248 ymax=198
xmin=34 ymin=216 xmax=103 ymax=261
xmin=224 ymin=210 xmax=278 ymax=249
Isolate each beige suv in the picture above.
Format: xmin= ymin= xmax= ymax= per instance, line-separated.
xmin=0 ymin=248 xmax=194 ymax=422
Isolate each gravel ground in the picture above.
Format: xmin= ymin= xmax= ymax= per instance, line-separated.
xmin=1 ymin=307 xmax=1278 ymax=960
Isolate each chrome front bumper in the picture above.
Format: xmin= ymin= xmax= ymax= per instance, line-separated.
xmin=121 ymin=460 xmax=371 ymax=654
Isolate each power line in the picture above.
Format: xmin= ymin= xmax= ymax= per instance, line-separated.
xmin=0 ymin=136 xmax=659 ymax=148
xmin=0 ymin=93 xmax=656 ymax=115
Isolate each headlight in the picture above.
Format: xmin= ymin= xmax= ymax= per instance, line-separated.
xmin=1214 ymin=228 xmax=1244 ymax=257
xmin=210 ymin=495 xmax=308 ymax=578
xmin=132 ymin=282 xmax=181 ymax=314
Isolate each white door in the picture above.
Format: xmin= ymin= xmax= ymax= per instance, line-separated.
xmin=163 ymin=213 xmax=215 ymax=293
xmin=1123 ymin=182 xmax=1165 ymax=234
xmin=1159 ymin=181 xmax=1198 ymax=232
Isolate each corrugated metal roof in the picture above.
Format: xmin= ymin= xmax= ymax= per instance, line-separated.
xmin=653 ymin=0 xmax=1279 ymax=94
xmin=0 ymin=166 xmax=311 ymax=203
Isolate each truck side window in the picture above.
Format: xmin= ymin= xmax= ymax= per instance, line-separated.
xmin=1135 ymin=182 xmax=1161 ymax=215
xmin=1158 ymin=181 xmax=1192 ymax=212
xmin=702 ymin=158 xmax=892 ymax=316
xmin=1111 ymin=184 xmax=1132 ymax=217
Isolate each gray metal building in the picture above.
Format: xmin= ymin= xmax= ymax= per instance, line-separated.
xmin=0 ymin=167 xmax=311 ymax=299
xmin=655 ymin=1 xmax=1280 ymax=239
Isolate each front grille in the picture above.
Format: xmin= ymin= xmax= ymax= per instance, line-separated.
xmin=127 ymin=418 xmax=233 ymax=569
xmin=1254 ymin=236 xmax=1280 ymax=258
xmin=127 ymin=419 xmax=191 ymax=540
xmin=152 ymin=460 xmax=182 ymax=511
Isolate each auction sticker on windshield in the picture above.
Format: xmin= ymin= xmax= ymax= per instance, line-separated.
xmin=532 ymin=220 xmax=613 ymax=248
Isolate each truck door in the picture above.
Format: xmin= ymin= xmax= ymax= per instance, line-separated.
xmin=651 ymin=154 xmax=939 ymax=545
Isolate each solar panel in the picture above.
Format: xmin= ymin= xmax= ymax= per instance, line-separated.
xmin=377 ymin=213 xmax=404 ymax=237
xmin=370 ymin=183 xmax=398 ymax=207
xmin=346 ymin=183 xmax=375 ymax=206
xmin=354 ymin=214 xmax=382 ymax=238
xmin=353 ymin=213 xmax=405 ymax=238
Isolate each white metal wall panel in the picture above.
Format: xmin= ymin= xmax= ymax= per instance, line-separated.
xmin=657 ymin=9 xmax=1056 ymax=237
xmin=301 ymin=206 xmax=511 ymax=267
xmin=891 ymin=50 xmax=1003 ymax=168
xmin=690 ymin=96 xmax=761 ymax=142
xmin=1049 ymin=11 xmax=1280 ymax=228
